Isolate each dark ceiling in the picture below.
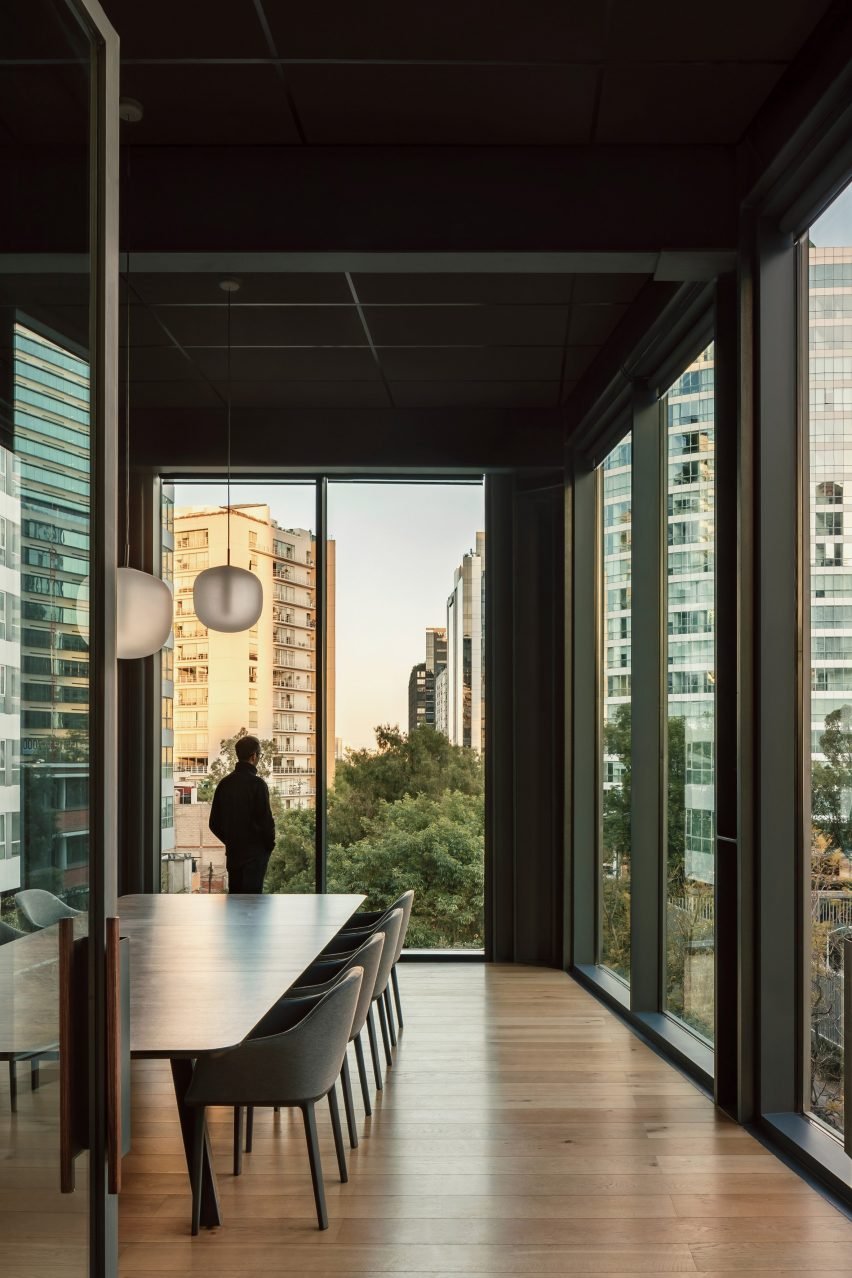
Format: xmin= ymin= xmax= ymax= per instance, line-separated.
xmin=0 ymin=0 xmax=842 ymax=441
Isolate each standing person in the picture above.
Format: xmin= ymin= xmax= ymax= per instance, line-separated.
xmin=208 ymin=735 xmax=276 ymax=894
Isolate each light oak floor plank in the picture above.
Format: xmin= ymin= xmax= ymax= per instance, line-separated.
xmin=118 ymin=963 xmax=852 ymax=1274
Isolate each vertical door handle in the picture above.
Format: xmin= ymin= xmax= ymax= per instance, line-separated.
xmin=106 ymin=916 xmax=122 ymax=1194
xmin=59 ymin=917 xmax=77 ymax=1193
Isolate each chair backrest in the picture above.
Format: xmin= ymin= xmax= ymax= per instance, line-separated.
xmin=0 ymin=920 xmax=25 ymax=945
xmin=344 ymin=932 xmax=384 ymax=1039
xmin=15 ymin=889 xmax=80 ymax=931
xmin=372 ymin=909 xmax=403 ymax=998
xmin=390 ymin=890 xmax=415 ymax=963
xmin=186 ymin=967 xmax=364 ymax=1109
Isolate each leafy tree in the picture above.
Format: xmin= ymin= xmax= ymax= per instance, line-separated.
xmin=196 ymin=728 xmax=276 ymax=802
xmin=328 ymin=791 xmax=484 ymax=948
xmin=811 ymin=708 xmax=852 ymax=857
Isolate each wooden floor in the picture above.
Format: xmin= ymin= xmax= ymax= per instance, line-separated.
xmin=118 ymin=964 xmax=852 ymax=1275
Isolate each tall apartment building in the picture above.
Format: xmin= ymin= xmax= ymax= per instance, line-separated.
xmin=6 ymin=322 xmax=91 ymax=897
xmin=161 ymin=484 xmax=175 ymax=854
xmin=810 ymin=245 xmax=852 ymax=781
xmin=602 ymin=347 xmax=717 ymax=885
xmin=408 ymin=662 xmax=433 ymax=734
xmin=408 ymin=625 xmax=447 ymax=735
xmin=170 ymin=504 xmax=335 ymax=810
xmin=438 ymin=533 xmax=485 ymax=751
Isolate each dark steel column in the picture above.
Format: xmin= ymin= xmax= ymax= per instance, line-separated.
xmin=315 ymin=479 xmax=328 ymax=893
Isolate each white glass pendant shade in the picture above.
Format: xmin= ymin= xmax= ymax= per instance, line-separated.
xmin=117 ymin=567 xmax=174 ymax=659
xmin=193 ymin=564 xmax=263 ymax=632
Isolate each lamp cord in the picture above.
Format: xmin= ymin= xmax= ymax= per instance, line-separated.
xmin=124 ymin=248 xmax=131 ymax=569
xmin=226 ymin=286 xmax=231 ymax=566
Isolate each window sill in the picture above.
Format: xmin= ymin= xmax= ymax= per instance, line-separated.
xmin=761 ymin=1112 xmax=852 ymax=1207
xmin=400 ymin=948 xmax=485 ymax=961
xmin=572 ymin=964 xmax=714 ymax=1094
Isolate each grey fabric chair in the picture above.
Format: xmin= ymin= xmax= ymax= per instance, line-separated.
xmin=324 ymin=891 xmax=415 ymax=1040
xmin=15 ymin=889 xmax=80 ymax=932
xmin=283 ymin=931 xmax=385 ymax=1147
xmin=185 ymin=967 xmax=363 ymax=1233
xmin=0 ymin=921 xmax=41 ymax=1109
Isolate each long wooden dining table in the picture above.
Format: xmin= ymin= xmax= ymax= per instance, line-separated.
xmin=120 ymin=892 xmax=365 ymax=1227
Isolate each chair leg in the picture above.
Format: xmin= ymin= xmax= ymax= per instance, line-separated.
xmin=377 ymin=993 xmax=393 ymax=1068
xmin=302 ymin=1102 xmax=328 ymax=1231
xmin=8 ymin=1060 xmax=16 ymax=1113
xmin=391 ymin=963 xmax=404 ymax=1029
xmin=245 ymin=1104 xmax=254 ymax=1153
xmin=340 ymin=1054 xmax=358 ymax=1148
xmin=366 ymin=1005 xmax=383 ymax=1091
xmin=191 ymin=1108 xmax=206 ymax=1237
xmin=233 ymin=1106 xmax=244 ymax=1176
xmin=385 ymin=981 xmax=398 ymax=1042
xmin=327 ymin=1084 xmax=348 ymax=1184
xmin=354 ymin=1033 xmax=372 ymax=1116
xmin=30 ymin=1059 xmax=40 ymax=1091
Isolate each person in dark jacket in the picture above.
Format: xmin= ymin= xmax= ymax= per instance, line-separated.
xmin=208 ymin=735 xmax=276 ymax=894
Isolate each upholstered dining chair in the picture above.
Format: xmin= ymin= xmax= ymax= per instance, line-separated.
xmin=184 ymin=967 xmax=363 ymax=1232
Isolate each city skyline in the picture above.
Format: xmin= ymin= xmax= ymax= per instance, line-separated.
xmin=172 ymin=481 xmax=484 ymax=749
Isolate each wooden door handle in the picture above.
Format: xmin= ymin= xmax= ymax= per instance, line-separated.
xmin=106 ymin=916 xmax=121 ymax=1194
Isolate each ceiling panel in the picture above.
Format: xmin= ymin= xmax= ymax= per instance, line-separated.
xmin=607 ymin=0 xmax=833 ymax=60
xmin=119 ymin=65 xmax=301 ymax=145
xmin=262 ymin=0 xmax=608 ymax=60
xmin=596 ymin=63 xmax=786 ymax=144
xmin=110 ymin=0 xmax=268 ymax=57
xmin=573 ymin=275 xmax=649 ymax=305
xmin=128 ymin=380 xmax=221 ymax=408
xmin=389 ymin=380 xmax=560 ymax=408
xmin=566 ymin=304 xmax=630 ymax=346
xmin=190 ymin=346 xmax=380 ymax=382
xmin=231 ymin=306 xmax=366 ymax=347
xmin=213 ymin=379 xmax=391 ymax=408
xmin=366 ymin=304 xmax=570 ymax=347
xmin=288 ymin=65 xmax=598 ymax=145
xmin=378 ymin=346 xmax=564 ymax=381
xmin=352 ymin=273 xmax=581 ymax=305
xmin=131 ymin=273 xmax=353 ymax=306
xmin=0 ymin=67 xmax=89 ymax=144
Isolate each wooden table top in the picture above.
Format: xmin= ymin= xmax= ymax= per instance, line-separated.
xmin=0 ymin=894 xmax=364 ymax=1060
xmin=120 ymin=893 xmax=364 ymax=1058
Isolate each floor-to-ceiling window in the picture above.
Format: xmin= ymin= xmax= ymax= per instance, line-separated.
xmin=599 ymin=435 xmax=633 ymax=981
xmin=806 ymin=179 xmax=852 ymax=1137
xmin=326 ymin=481 xmax=485 ymax=949
xmin=158 ymin=477 xmax=486 ymax=949
xmin=664 ymin=344 xmax=716 ymax=1042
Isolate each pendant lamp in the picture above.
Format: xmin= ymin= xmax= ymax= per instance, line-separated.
xmin=192 ymin=280 xmax=263 ymax=633
xmin=116 ymin=250 xmax=174 ymax=659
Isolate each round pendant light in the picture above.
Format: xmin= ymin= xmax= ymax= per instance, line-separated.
xmin=117 ymin=246 xmax=174 ymax=660
xmin=117 ymin=566 xmax=174 ymax=658
xmin=193 ymin=279 xmax=264 ymax=633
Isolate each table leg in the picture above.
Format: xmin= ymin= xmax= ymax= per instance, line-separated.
xmin=170 ymin=1058 xmax=222 ymax=1229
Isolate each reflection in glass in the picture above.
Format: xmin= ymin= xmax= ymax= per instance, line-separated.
xmin=600 ymin=435 xmax=632 ymax=981
xmin=807 ymin=180 xmax=852 ymax=1137
xmin=664 ymin=344 xmax=716 ymax=1042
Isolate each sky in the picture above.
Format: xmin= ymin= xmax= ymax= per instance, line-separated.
xmin=811 ymin=180 xmax=852 ymax=245
xmin=173 ymin=480 xmax=485 ymax=749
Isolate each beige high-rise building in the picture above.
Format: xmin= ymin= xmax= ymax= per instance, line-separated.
xmin=172 ymin=504 xmax=335 ymax=810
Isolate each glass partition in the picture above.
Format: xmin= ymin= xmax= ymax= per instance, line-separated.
xmin=599 ymin=435 xmax=633 ymax=980
xmin=806 ymin=179 xmax=852 ymax=1137
xmin=663 ymin=344 xmax=716 ymax=1042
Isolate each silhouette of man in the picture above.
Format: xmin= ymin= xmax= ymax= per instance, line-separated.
xmin=208 ymin=735 xmax=276 ymax=894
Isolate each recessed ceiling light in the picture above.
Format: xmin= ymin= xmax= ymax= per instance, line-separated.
xmin=119 ymin=97 xmax=144 ymax=124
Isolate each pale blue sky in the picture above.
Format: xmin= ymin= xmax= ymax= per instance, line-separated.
xmin=811 ymin=180 xmax=852 ymax=245
xmin=173 ymin=480 xmax=485 ymax=748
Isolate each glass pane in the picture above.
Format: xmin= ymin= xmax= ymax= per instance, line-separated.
xmin=664 ymin=344 xmax=716 ymax=1042
xmin=164 ymin=482 xmax=317 ymax=893
xmin=600 ymin=435 xmax=632 ymax=980
xmin=807 ymin=180 xmax=852 ymax=1136
xmin=327 ymin=482 xmax=485 ymax=949
xmin=0 ymin=1 xmax=93 ymax=1268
